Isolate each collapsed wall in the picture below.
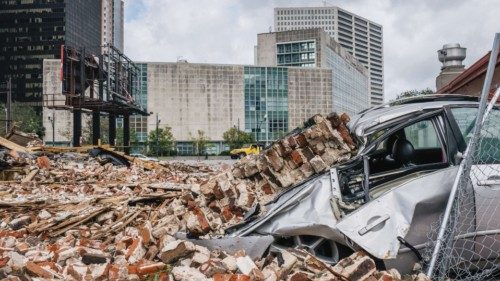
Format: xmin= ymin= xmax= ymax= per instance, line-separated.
xmin=185 ymin=112 xmax=357 ymax=236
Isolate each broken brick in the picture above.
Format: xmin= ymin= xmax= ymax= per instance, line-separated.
xmin=159 ymin=240 xmax=195 ymax=264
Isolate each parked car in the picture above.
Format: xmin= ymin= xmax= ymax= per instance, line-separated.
xmin=130 ymin=153 xmax=159 ymax=162
xmin=228 ymin=95 xmax=500 ymax=274
xmin=230 ymin=144 xmax=261 ymax=159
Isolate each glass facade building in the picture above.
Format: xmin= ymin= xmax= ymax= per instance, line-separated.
xmin=277 ymin=41 xmax=316 ymax=67
xmin=325 ymin=47 xmax=369 ymax=114
xmin=256 ymin=28 xmax=370 ymax=116
xmin=130 ymin=63 xmax=148 ymax=143
xmin=0 ymin=0 xmax=101 ymax=104
xmin=244 ymin=66 xmax=289 ymax=144
xmin=129 ymin=62 xmax=331 ymax=155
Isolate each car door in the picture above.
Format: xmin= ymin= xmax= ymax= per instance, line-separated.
xmin=335 ymin=114 xmax=457 ymax=273
xmin=447 ymin=106 xmax=500 ymax=260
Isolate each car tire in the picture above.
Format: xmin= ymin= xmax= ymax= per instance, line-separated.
xmin=230 ymin=155 xmax=238 ymax=159
xmin=238 ymin=153 xmax=246 ymax=159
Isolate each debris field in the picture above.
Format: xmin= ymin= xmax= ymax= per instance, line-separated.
xmin=0 ymin=113 xmax=430 ymax=280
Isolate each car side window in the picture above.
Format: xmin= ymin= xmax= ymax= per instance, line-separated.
xmin=450 ymin=107 xmax=477 ymax=144
xmin=450 ymin=107 xmax=500 ymax=164
xmin=369 ymin=117 xmax=445 ymax=174
xmin=404 ymin=120 xmax=441 ymax=149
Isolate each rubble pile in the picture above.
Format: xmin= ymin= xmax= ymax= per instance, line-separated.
xmin=187 ymin=113 xmax=357 ymax=236
xmin=0 ymin=112 xmax=432 ymax=280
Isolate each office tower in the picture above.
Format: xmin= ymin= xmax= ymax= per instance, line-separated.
xmin=102 ymin=0 xmax=124 ymax=52
xmin=274 ymin=6 xmax=383 ymax=105
xmin=0 ymin=0 xmax=101 ymax=104
xmin=256 ymin=28 xmax=370 ymax=115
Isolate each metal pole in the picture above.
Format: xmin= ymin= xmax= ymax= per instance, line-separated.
xmin=51 ymin=111 xmax=55 ymax=146
xmin=6 ymin=77 xmax=12 ymax=132
xmin=363 ymin=156 xmax=370 ymax=203
xmin=156 ymin=113 xmax=160 ymax=157
xmin=427 ymin=33 xmax=500 ymax=278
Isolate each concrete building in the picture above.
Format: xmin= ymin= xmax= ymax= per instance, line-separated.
xmin=274 ymin=6 xmax=384 ymax=106
xmin=42 ymin=60 xmax=333 ymax=154
xmin=255 ymin=28 xmax=369 ymax=115
xmin=436 ymin=43 xmax=466 ymax=92
xmin=0 ymin=0 xmax=101 ymax=104
xmin=129 ymin=62 xmax=333 ymax=155
xmin=102 ymin=0 xmax=124 ymax=52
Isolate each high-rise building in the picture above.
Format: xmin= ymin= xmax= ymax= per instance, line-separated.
xmin=274 ymin=6 xmax=384 ymax=106
xmin=0 ymin=0 xmax=101 ymax=104
xmin=255 ymin=28 xmax=370 ymax=115
xmin=102 ymin=0 xmax=124 ymax=52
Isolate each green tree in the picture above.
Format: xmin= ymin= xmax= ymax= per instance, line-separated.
xmin=147 ymin=126 xmax=175 ymax=156
xmin=190 ymin=130 xmax=210 ymax=155
xmin=222 ymin=127 xmax=255 ymax=150
xmin=0 ymin=103 xmax=45 ymax=137
xmin=116 ymin=128 xmax=138 ymax=147
xmin=395 ymin=88 xmax=434 ymax=101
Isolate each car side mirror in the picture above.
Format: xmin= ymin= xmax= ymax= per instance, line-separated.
xmin=454 ymin=151 xmax=464 ymax=165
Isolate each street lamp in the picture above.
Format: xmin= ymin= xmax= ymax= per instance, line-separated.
xmin=256 ymin=114 xmax=267 ymax=146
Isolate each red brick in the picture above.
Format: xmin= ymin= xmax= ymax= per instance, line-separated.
xmin=26 ymin=261 xmax=54 ymax=278
xmin=137 ymin=262 xmax=166 ymax=275
xmin=208 ymin=201 xmax=221 ymax=213
xmin=265 ymin=149 xmax=283 ymax=172
xmin=336 ymin=123 xmax=356 ymax=148
xmin=221 ymin=206 xmax=234 ymax=222
xmin=0 ymin=257 xmax=9 ymax=267
xmin=340 ymin=112 xmax=350 ymax=124
xmin=260 ymin=182 xmax=274 ymax=195
xmin=294 ymin=133 xmax=308 ymax=147
xmin=213 ymin=184 xmax=225 ymax=200
xmin=290 ymin=150 xmax=304 ymax=166
xmin=193 ymin=208 xmax=212 ymax=234
xmin=36 ymin=156 xmax=51 ymax=169
xmin=290 ymin=272 xmax=312 ymax=281
xmin=213 ymin=274 xmax=251 ymax=281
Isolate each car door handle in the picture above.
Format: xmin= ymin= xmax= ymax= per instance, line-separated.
xmin=477 ymin=180 xmax=500 ymax=186
xmin=477 ymin=175 xmax=500 ymax=187
xmin=358 ymin=214 xmax=390 ymax=236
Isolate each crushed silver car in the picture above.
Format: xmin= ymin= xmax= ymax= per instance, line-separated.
xmin=225 ymin=95 xmax=500 ymax=274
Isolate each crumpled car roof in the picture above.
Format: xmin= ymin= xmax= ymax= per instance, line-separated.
xmin=348 ymin=99 xmax=479 ymax=138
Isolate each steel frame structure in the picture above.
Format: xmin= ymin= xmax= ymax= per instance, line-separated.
xmin=60 ymin=44 xmax=148 ymax=153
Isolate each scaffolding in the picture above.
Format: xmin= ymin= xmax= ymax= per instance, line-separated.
xmin=44 ymin=44 xmax=148 ymax=153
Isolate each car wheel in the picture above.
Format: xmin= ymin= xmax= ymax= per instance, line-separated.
xmin=238 ymin=153 xmax=246 ymax=159
xmin=230 ymin=155 xmax=238 ymax=159
xmin=269 ymin=235 xmax=341 ymax=264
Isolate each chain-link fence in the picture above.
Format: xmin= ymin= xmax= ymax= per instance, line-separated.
xmin=426 ymin=34 xmax=500 ymax=280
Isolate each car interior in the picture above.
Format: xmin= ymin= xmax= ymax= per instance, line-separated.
xmin=339 ymin=117 xmax=450 ymax=203
xmin=369 ymin=119 xmax=446 ymax=174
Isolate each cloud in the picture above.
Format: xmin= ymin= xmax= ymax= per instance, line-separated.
xmin=125 ymin=0 xmax=500 ymax=101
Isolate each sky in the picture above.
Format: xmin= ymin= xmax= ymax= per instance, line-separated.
xmin=124 ymin=0 xmax=500 ymax=101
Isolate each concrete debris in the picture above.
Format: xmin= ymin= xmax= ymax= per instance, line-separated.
xmin=0 ymin=113 xmax=431 ymax=280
